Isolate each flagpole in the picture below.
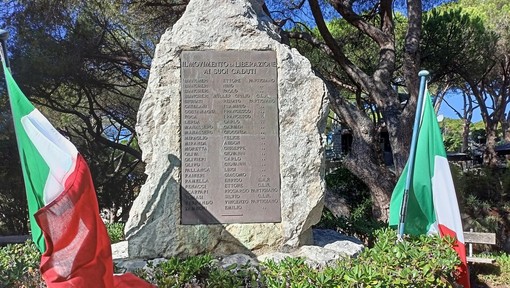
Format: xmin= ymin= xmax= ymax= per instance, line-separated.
xmin=0 ymin=29 xmax=10 ymax=69
xmin=397 ymin=70 xmax=430 ymax=239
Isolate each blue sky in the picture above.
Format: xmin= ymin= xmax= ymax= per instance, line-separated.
xmin=438 ymin=92 xmax=483 ymax=123
xmin=439 ymin=105 xmax=482 ymax=123
xmin=437 ymin=89 xmax=510 ymax=124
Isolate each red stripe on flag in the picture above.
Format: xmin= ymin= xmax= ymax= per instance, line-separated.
xmin=35 ymin=154 xmax=153 ymax=287
xmin=438 ymin=224 xmax=470 ymax=288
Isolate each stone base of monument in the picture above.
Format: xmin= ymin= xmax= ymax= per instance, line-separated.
xmin=113 ymin=229 xmax=364 ymax=273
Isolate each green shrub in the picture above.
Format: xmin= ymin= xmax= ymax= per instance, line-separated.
xmin=261 ymin=257 xmax=340 ymax=288
xmin=207 ymin=261 xmax=260 ymax=288
xmin=453 ymin=167 xmax=510 ymax=204
xmin=472 ymin=252 xmax=510 ymax=287
xmin=315 ymin=207 xmax=384 ymax=246
xmin=154 ymin=254 xmax=214 ymax=286
xmin=106 ymin=222 xmax=125 ymax=244
xmin=0 ymin=229 xmax=477 ymax=287
xmin=259 ymin=228 xmax=460 ymax=288
xmin=136 ymin=254 xmax=261 ymax=287
xmin=132 ymin=228 xmax=460 ymax=287
xmin=319 ymin=166 xmax=384 ymax=245
xmin=0 ymin=241 xmax=42 ymax=288
xmin=344 ymin=228 xmax=460 ymax=287
xmin=495 ymin=253 xmax=510 ymax=285
xmin=325 ymin=166 xmax=370 ymax=211
xmin=451 ymin=166 xmax=510 ymax=252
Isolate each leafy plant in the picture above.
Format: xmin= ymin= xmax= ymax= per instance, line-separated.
xmin=315 ymin=207 xmax=384 ymax=246
xmin=345 ymin=228 xmax=461 ymax=287
xmin=451 ymin=166 xmax=510 ymax=251
xmin=261 ymin=257 xmax=318 ymax=288
xmin=207 ymin=261 xmax=260 ymax=288
xmin=148 ymin=254 xmax=215 ymax=286
xmin=318 ymin=166 xmax=384 ymax=245
xmin=259 ymin=229 xmax=460 ymax=288
xmin=325 ymin=167 xmax=371 ymax=210
xmin=0 ymin=229 xmax=489 ymax=287
xmin=106 ymin=222 xmax=125 ymax=244
xmin=0 ymin=241 xmax=43 ymax=288
xmin=471 ymin=252 xmax=510 ymax=287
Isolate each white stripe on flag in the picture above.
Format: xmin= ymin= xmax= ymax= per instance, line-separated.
xmin=22 ymin=110 xmax=78 ymax=204
xmin=431 ymin=155 xmax=465 ymax=243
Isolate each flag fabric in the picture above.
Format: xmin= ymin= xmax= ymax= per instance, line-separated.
xmin=389 ymin=91 xmax=469 ymax=288
xmin=2 ymin=56 xmax=153 ymax=287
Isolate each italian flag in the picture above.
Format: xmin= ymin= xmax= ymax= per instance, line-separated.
xmin=389 ymin=91 xmax=470 ymax=288
xmin=3 ymin=58 xmax=153 ymax=287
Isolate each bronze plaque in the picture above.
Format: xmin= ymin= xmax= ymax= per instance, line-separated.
xmin=180 ymin=51 xmax=281 ymax=224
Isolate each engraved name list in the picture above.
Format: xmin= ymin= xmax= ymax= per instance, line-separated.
xmin=180 ymin=51 xmax=281 ymax=224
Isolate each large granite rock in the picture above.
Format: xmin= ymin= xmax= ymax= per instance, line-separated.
xmin=125 ymin=0 xmax=328 ymax=259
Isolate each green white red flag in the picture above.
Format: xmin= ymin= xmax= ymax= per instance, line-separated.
xmin=389 ymin=90 xmax=469 ymax=288
xmin=2 ymin=51 xmax=153 ymax=287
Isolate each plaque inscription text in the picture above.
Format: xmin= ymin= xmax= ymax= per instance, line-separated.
xmin=180 ymin=51 xmax=281 ymax=224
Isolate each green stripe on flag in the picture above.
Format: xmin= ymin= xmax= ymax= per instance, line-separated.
xmin=389 ymin=91 xmax=439 ymax=235
xmin=4 ymin=65 xmax=49 ymax=252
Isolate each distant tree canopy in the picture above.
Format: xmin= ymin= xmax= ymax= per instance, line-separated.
xmin=268 ymin=0 xmax=510 ymax=219
xmin=0 ymin=0 xmax=188 ymax=230
xmin=267 ymin=0 xmax=473 ymax=220
xmin=442 ymin=118 xmax=484 ymax=152
xmin=0 ymin=94 xmax=27 ymax=234
xmin=420 ymin=0 xmax=510 ymax=166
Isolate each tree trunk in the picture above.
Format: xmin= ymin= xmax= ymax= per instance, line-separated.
xmin=342 ymin=137 xmax=394 ymax=221
xmin=306 ymin=0 xmax=423 ymax=221
xmin=397 ymin=0 xmax=422 ymax=174
xmin=484 ymin=122 xmax=499 ymax=167
xmin=328 ymin=91 xmax=395 ymax=221
xmin=462 ymin=118 xmax=471 ymax=153
xmin=462 ymin=93 xmax=474 ymax=153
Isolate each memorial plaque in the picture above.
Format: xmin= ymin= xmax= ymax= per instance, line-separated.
xmin=180 ymin=50 xmax=281 ymax=224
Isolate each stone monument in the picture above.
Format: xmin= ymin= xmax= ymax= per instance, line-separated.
xmin=125 ymin=0 xmax=329 ymax=259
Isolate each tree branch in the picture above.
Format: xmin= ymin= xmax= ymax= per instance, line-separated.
xmin=328 ymin=0 xmax=392 ymax=47
xmin=308 ymin=0 xmax=372 ymax=92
